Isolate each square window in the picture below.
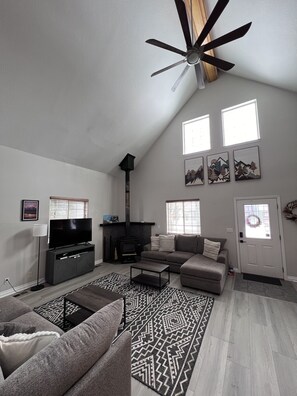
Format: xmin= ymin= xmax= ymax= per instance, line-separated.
xmin=166 ymin=200 xmax=201 ymax=235
xmin=183 ymin=115 xmax=210 ymax=155
xmin=222 ymin=99 xmax=260 ymax=146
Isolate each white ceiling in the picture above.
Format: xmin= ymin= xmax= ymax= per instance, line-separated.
xmin=0 ymin=0 xmax=296 ymax=174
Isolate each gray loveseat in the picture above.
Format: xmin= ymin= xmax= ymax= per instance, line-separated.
xmin=0 ymin=296 xmax=131 ymax=396
xmin=141 ymin=234 xmax=229 ymax=294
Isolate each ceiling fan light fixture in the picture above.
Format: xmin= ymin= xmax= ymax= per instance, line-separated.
xmin=186 ymin=49 xmax=201 ymax=65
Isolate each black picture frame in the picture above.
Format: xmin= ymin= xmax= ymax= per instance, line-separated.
xmin=184 ymin=156 xmax=204 ymax=186
xmin=21 ymin=200 xmax=39 ymax=221
xmin=233 ymin=146 xmax=261 ymax=181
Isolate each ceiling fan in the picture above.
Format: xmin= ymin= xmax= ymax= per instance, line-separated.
xmin=146 ymin=0 xmax=252 ymax=91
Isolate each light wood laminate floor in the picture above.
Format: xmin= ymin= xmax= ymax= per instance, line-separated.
xmin=19 ymin=263 xmax=297 ymax=396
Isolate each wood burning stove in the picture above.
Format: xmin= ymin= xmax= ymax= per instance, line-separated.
xmin=100 ymin=153 xmax=155 ymax=263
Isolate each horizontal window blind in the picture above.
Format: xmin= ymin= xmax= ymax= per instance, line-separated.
xmin=49 ymin=197 xmax=88 ymax=219
xmin=166 ymin=200 xmax=201 ymax=235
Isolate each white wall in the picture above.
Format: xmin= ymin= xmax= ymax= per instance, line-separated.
xmin=130 ymin=74 xmax=297 ymax=278
xmin=0 ymin=145 xmax=118 ymax=294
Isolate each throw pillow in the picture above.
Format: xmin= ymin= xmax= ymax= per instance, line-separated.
xmin=150 ymin=236 xmax=160 ymax=251
xmin=0 ymin=331 xmax=60 ymax=378
xmin=203 ymin=238 xmax=221 ymax=261
xmin=159 ymin=235 xmax=175 ymax=252
xmin=0 ymin=323 xmax=36 ymax=337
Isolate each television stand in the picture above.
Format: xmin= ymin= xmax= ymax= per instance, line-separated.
xmin=45 ymin=244 xmax=95 ymax=285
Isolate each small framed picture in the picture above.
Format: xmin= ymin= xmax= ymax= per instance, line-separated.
xmin=207 ymin=152 xmax=230 ymax=184
xmin=234 ymin=146 xmax=261 ymax=181
xmin=21 ymin=200 xmax=39 ymax=221
xmin=185 ymin=157 xmax=204 ymax=186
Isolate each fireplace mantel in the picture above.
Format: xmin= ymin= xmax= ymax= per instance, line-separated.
xmin=100 ymin=221 xmax=155 ymax=227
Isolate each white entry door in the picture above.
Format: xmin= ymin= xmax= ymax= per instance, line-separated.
xmin=236 ymin=198 xmax=283 ymax=278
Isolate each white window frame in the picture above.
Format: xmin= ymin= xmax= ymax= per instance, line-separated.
xmin=166 ymin=199 xmax=201 ymax=235
xmin=182 ymin=115 xmax=210 ymax=155
xmin=222 ymin=99 xmax=260 ymax=147
xmin=49 ymin=196 xmax=89 ymax=220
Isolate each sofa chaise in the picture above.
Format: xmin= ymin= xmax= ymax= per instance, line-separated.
xmin=141 ymin=234 xmax=229 ymax=294
xmin=0 ymin=296 xmax=131 ymax=396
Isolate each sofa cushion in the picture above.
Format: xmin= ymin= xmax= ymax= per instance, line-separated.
xmin=159 ymin=235 xmax=175 ymax=252
xmin=0 ymin=322 xmax=36 ymax=337
xmin=180 ymin=255 xmax=226 ymax=281
xmin=1 ymin=299 xmax=123 ymax=395
xmin=0 ymin=331 xmax=60 ymax=378
xmin=203 ymin=238 xmax=221 ymax=261
xmin=11 ymin=312 xmax=64 ymax=335
xmin=0 ymin=296 xmax=32 ymax=322
xmin=166 ymin=251 xmax=195 ymax=264
xmin=175 ymin=235 xmax=198 ymax=253
xmin=141 ymin=250 xmax=170 ymax=261
xmin=197 ymin=237 xmax=226 ymax=254
xmin=150 ymin=236 xmax=160 ymax=251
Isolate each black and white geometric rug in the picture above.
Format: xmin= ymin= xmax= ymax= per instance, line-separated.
xmin=34 ymin=273 xmax=214 ymax=396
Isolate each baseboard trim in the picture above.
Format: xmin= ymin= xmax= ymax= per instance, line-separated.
xmin=287 ymin=275 xmax=297 ymax=283
xmin=0 ymin=278 xmax=46 ymax=298
xmin=95 ymin=259 xmax=103 ymax=267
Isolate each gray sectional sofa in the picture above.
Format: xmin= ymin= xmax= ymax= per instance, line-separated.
xmin=0 ymin=296 xmax=131 ymax=396
xmin=141 ymin=234 xmax=229 ymax=294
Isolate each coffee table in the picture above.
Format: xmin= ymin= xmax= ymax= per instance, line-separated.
xmin=63 ymin=285 xmax=126 ymax=329
xmin=130 ymin=261 xmax=170 ymax=290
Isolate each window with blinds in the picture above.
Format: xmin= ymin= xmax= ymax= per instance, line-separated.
xmin=166 ymin=200 xmax=201 ymax=235
xmin=49 ymin=197 xmax=88 ymax=219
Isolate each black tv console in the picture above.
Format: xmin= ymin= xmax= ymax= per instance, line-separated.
xmin=45 ymin=244 xmax=95 ymax=285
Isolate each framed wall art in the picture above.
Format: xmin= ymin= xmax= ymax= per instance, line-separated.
xmin=21 ymin=200 xmax=39 ymax=221
xmin=207 ymin=152 xmax=230 ymax=184
xmin=234 ymin=146 xmax=261 ymax=181
xmin=185 ymin=157 xmax=204 ymax=186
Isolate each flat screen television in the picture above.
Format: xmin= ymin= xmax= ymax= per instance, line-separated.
xmin=49 ymin=218 xmax=92 ymax=249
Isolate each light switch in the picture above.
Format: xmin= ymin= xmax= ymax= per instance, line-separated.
xmin=226 ymin=228 xmax=233 ymax=233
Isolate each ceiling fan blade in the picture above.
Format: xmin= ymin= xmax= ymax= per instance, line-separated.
xmin=195 ymin=0 xmax=229 ymax=49
xmin=146 ymin=39 xmax=186 ymax=57
xmin=151 ymin=59 xmax=187 ymax=77
xmin=195 ymin=63 xmax=205 ymax=89
xmin=202 ymin=22 xmax=252 ymax=52
xmin=175 ymin=0 xmax=192 ymax=48
xmin=171 ymin=65 xmax=190 ymax=92
xmin=201 ymin=53 xmax=234 ymax=71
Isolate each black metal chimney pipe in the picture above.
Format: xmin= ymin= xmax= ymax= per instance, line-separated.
xmin=119 ymin=154 xmax=135 ymax=235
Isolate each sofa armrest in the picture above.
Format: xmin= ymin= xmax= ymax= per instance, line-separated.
xmin=65 ymin=331 xmax=132 ymax=396
xmin=217 ymin=249 xmax=229 ymax=266
xmin=143 ymin=243 xmax=151 ymax=251
xmin=0 ymin=296 xmax=32 ymax=322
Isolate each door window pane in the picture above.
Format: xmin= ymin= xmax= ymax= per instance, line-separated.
xmin=244 ymin=204 xmax=271 ymax=239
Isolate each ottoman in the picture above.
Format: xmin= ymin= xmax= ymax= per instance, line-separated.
xmin=180 ymin=254 xmax=228 ymax=295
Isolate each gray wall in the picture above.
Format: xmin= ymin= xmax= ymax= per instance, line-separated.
xmin=130 ymin=74 xmax=297 ymax=278
xmin=0 ymin=145 xmax=118 ymax=294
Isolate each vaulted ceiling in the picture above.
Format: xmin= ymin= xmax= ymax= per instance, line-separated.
xmin=0 ymin=0 xmax=296 ymax=174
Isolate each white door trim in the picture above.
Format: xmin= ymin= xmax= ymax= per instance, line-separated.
xmin=234 ymin=195 xmax=287 ymax=279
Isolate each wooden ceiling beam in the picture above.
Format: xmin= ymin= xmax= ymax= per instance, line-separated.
xmin=184 ymin=0 xmax=218 ymax=83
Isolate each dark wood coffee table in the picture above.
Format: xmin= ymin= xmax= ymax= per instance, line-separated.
xmin=63 ymin=285 xmax=126 ymax=329
xmin=130 ymin=261 xmax=170 ymax=290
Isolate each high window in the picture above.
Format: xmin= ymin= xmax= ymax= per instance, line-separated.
xmin=222 ymin=99 xmax=260 ymax=146
xmin=166 ymin=200 xmax=201 ymax=235
xmin=182 ymin=115 xmax=210 ymax=154
xmin=49 ymin=197 xmax=88 ymax=219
